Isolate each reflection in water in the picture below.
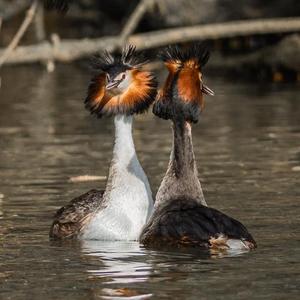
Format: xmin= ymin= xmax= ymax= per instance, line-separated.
xmin=81 ymin=241 xmax=153 ymax=299
xmin=82 ymin=241 xmax=152 ymax=284
xmin=79 ymin=239 xmax=257 ymax=300
xmin=0 ymin=64 xmax=299 ymax=300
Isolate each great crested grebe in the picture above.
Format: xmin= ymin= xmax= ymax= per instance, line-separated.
xmin=140 ymin=44 xmax=256 ymax=250
xmin=50 ymin=45 xmax=157 ymax=240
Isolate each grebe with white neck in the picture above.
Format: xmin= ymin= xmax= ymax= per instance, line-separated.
xmin=140 ymin=44 xmax=256 ymax=251
xmin=50 ymin=45 xmax=157 ymax=240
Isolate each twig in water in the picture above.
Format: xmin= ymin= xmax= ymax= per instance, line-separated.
xmin=69 ymin=175 xmax=107 ymax=183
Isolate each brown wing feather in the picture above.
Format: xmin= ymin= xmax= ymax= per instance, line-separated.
xmin=49 ymin=189 xmax=105 ymax=240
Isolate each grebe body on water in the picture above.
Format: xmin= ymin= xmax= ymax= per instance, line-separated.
xmin=140 ymin=44 xmax=256 ymax=250
xmin=50 ymin=46 xmax=157 ymax=240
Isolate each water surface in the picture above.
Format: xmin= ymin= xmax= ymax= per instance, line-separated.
xmin=0 ymin=64 xmax=299 ymax=299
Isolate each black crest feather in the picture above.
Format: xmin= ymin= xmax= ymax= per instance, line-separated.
xmin=44 ymin=0 xmax=69 ymax=13
xmin=91 ymin=45 xmax=148 ymax=73
xmin=91 ymin=51 xmax=115 ymax=72
xmin=159 ymin=42 xmax=210 ymax=69
xmin=122 ymin=45 xmax=149 ymax=68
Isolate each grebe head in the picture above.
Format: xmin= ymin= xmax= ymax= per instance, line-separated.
xmin=153 ymin=43 xmax=214 ymax=123
xmin=85 ymin=45 xmax=157 ymax=118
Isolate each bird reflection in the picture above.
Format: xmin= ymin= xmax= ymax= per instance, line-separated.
xmin=80 ymin=239 xmax=250 ymax=282
xmin=80 ymin=240 xmax=153 ymax=299
xmin=81 ymin=240 xmax=152 ymax=284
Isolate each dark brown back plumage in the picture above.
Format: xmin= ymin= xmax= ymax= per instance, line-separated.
xmin=140 ymin=43 xmax=256 ymax=251
xmin=49 ymin=189 xmax=105 ymax=239
xmin=141 ymin=197 xmax=256 ymax=249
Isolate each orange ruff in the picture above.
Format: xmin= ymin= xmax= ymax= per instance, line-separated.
xmin=87 ymin=70 xmax=155 ymax=115
xmin=183 ymin=59 xmax=200 ymax=69
xmin=177 ymin=69 xmax=202 ymax=104
xmin=87 ymin=73 xmax=106 ymax=109
xmin=159 ymin=59 xmax=205 ymax=111
xmin=157 ymin=71 xmax=174 ymax=101
xmin=103 ymin=70 xmax=154 ymax=112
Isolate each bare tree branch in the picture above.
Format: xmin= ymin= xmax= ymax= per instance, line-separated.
xmin=119 ymin=0 xmax=156 ymax=45
xmin=0 ymin=36 xmax=117 ymax=64
xmin=33 ymin=2 xmax=46 ymax=42
xmin=0 ymin=17 xmax=2 ymax=87
xmin=129 ymin=17 xmax=300 ymax=50
xmin=1 ymin=17 xmax=300 ymax=67
xmin=0 ymin=0 xmax=38 ymax=67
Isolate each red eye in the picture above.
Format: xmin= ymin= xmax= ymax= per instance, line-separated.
xmin=122 ymin=73 xmax=126 ymax=80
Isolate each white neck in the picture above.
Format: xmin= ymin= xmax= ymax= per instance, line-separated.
xmin=106 ymin=114 xmax=153 ymax=217
xmin=112 ymin=114 xmax=136 ymax=167
xmin=82 ymin=114 xmax=153 ymax=240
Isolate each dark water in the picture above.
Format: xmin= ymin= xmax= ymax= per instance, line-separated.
xmin=0 ymin=64 xmax=299 ymax=299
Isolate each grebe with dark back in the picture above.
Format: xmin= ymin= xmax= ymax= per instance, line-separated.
xmin=140 ymin=44 xmax=256 ymax=251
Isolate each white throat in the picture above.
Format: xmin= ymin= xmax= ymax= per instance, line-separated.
xmin=112 ymin=114 xmax=136 ymax=167
xmin=82 ymin=114 xmax=153 ymax=241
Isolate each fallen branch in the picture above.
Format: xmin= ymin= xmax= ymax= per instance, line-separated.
xmin=1 ymin=17 xmax=300 ymax=66
xmin=0 ymin=0 xmax=38 ymax=67
xmin=0 ymin=36 xmax=117 ymax=64
xmin=129 ymin=17 xmax=300 ymax=49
